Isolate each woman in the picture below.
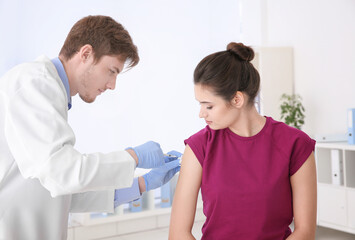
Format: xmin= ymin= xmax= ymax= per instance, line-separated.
xmin=169 ymin=42 xmax=317 ymax=240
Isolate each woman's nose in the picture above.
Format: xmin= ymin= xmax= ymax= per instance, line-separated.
xmin=199 ymin=108 xmax=207 ymax=118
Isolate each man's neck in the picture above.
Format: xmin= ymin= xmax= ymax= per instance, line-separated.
xmin=59 ymin=55 xmax=78 ymax=97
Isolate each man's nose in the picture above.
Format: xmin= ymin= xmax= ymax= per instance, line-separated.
xmin=107 ymin=78 xmax=116 ymax=90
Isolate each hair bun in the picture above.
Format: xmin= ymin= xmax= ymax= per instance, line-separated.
xmin=227 ymin=42 xmax=255 ymax=62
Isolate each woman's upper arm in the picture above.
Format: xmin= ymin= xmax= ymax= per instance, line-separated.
xmin=169 ymin=144 xmax=202 ymax=239
xmin=290 ymin=152 xmax=317 ymax=238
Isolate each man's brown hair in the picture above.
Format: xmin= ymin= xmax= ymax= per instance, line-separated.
xmin=60 ymin=15 xmax=139 ymax=68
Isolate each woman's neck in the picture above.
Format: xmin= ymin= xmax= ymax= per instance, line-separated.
xmin=229 ymin=107 xmax=266 ymax=137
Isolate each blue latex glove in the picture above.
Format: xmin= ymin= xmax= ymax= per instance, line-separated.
xmin=127 ymin=141 xmax=165 ymax=169
xmin=143 ymin=158 xmax=181 ymax=192
xmin=165 ymin=150 xmax=182 ymax=161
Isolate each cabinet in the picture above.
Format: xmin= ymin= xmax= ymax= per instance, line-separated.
xmin=68 ymin=202 xmax=204 ymax=240
xmin=68 ymin=189 xmax=205 ymax=240
xmin=251 ymin=47 xmax=294 ymax=121
xmin=316 ymin=142 xmax=355 ymax=234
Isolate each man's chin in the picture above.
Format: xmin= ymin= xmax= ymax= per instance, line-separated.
xmin=79 ymin=94 xmax=96 ymax=103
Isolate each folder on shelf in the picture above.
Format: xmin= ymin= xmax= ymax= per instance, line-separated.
xmin=348 ymin=108 xmax=355 ymax=144
xmin=331 ymin=149 xmax=343 ymax=186
xmin=161 ymin=182 xmax=172 ymax=208
xmin=129 ymin=198 xmax=142 ymax=212
xmin=160 ymin=174 xmax=179 ymax=208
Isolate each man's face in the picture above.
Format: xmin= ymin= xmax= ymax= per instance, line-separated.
xmin=78 ymin=55 xmax=125 ymax=103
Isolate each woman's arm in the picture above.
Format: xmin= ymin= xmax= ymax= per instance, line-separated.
xmin=286 ymin=152 xmax=317 ymax=240
xmin=169 ymin=144 xmax=202 ymax=240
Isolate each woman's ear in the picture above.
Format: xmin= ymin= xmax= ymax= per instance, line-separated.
xmin=231 ymin=91 xmax=245 ymax=108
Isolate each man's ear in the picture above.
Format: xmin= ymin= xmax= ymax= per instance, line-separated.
xmin=79 ymin=44 xmax=93 ymax=63
xmin=231 ymin=91 xmax=245 ymax=108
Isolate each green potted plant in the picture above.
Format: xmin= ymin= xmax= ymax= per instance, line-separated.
xmin=280 ymin=94 xmax=305 ymax=130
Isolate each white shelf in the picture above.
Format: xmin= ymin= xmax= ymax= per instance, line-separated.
xmin=315 ymin=142 xmax=355 ymax=235
xmin=317 ymin=142 xmax=355 ymax=151
xmin=70 ymin=202 xmax=203 ymax=227
xmin=67 ymin=172 xmax=205 ymax=239
xmin=68 ymin=201 xmax=204 ymax=240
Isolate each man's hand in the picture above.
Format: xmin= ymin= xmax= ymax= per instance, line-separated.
xmin=142 ymin=157 xmax=181 ymax=192
xmin=126 ymin=141 xmax=165 ymax=168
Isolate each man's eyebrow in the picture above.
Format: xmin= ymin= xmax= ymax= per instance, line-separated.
xmin=114 ymin=67 xmax=121 ymax=74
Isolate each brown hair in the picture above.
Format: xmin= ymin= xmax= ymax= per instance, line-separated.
xmin=194 ymin=42 xmax=260 ymax=105
xmin=59 ymin=15 xmax=139 ymax=68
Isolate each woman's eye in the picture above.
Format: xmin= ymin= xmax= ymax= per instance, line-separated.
xmin=109 ymin=69 xmax=115 ymax=74
xmin=206 ymin=106 xmax=213 ymax=110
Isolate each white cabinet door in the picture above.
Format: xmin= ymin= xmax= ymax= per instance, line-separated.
xmin=348 ymin=189 xmax=355 ymax=228
xmin=318 ymin=185 xmax=347 ymax=226
xmin=74 ymin=222 xmax=117 ymax=240
xmin=67 ymin=228 xmax=74 ymax=240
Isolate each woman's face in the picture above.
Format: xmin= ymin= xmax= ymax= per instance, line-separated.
xmin=194 ymin=84 xmax=240 ymax=130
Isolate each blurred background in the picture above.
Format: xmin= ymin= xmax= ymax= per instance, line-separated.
xmin=1 ymin=0 xmax=354 ymax=239
xmin=1 ymin=0 xmax=354 ymax=155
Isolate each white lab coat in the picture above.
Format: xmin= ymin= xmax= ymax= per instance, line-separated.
xmin=0 ymin=56 xmax=136 ymax=240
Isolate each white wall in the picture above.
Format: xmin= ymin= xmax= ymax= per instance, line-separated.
xmin=0 ymin=0 xmax=240 ymax=158
xmin=4 ymin=0 xmax=351 ymax=153
xmin=241 ymin=0 xmax=355 ymax=138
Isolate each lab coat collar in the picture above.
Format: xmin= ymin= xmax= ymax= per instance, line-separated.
xmin=51 ymin=57 xmax=72 ymax=110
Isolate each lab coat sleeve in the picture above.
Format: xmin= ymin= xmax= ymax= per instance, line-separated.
xmin=70 ymin=190 xmax=115 ymax=213
xmin=70 ymin=178 xmax=141 ymax=213
xmin=4 ymin=68 xmax=136 ymax=197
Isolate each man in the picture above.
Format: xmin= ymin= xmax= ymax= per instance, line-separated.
xmin=0 ymin=15 xmax=180 ymax=240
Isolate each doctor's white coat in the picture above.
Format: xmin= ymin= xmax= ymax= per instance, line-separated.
xmin=0 ymin=56 xmax=136 ymax=240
